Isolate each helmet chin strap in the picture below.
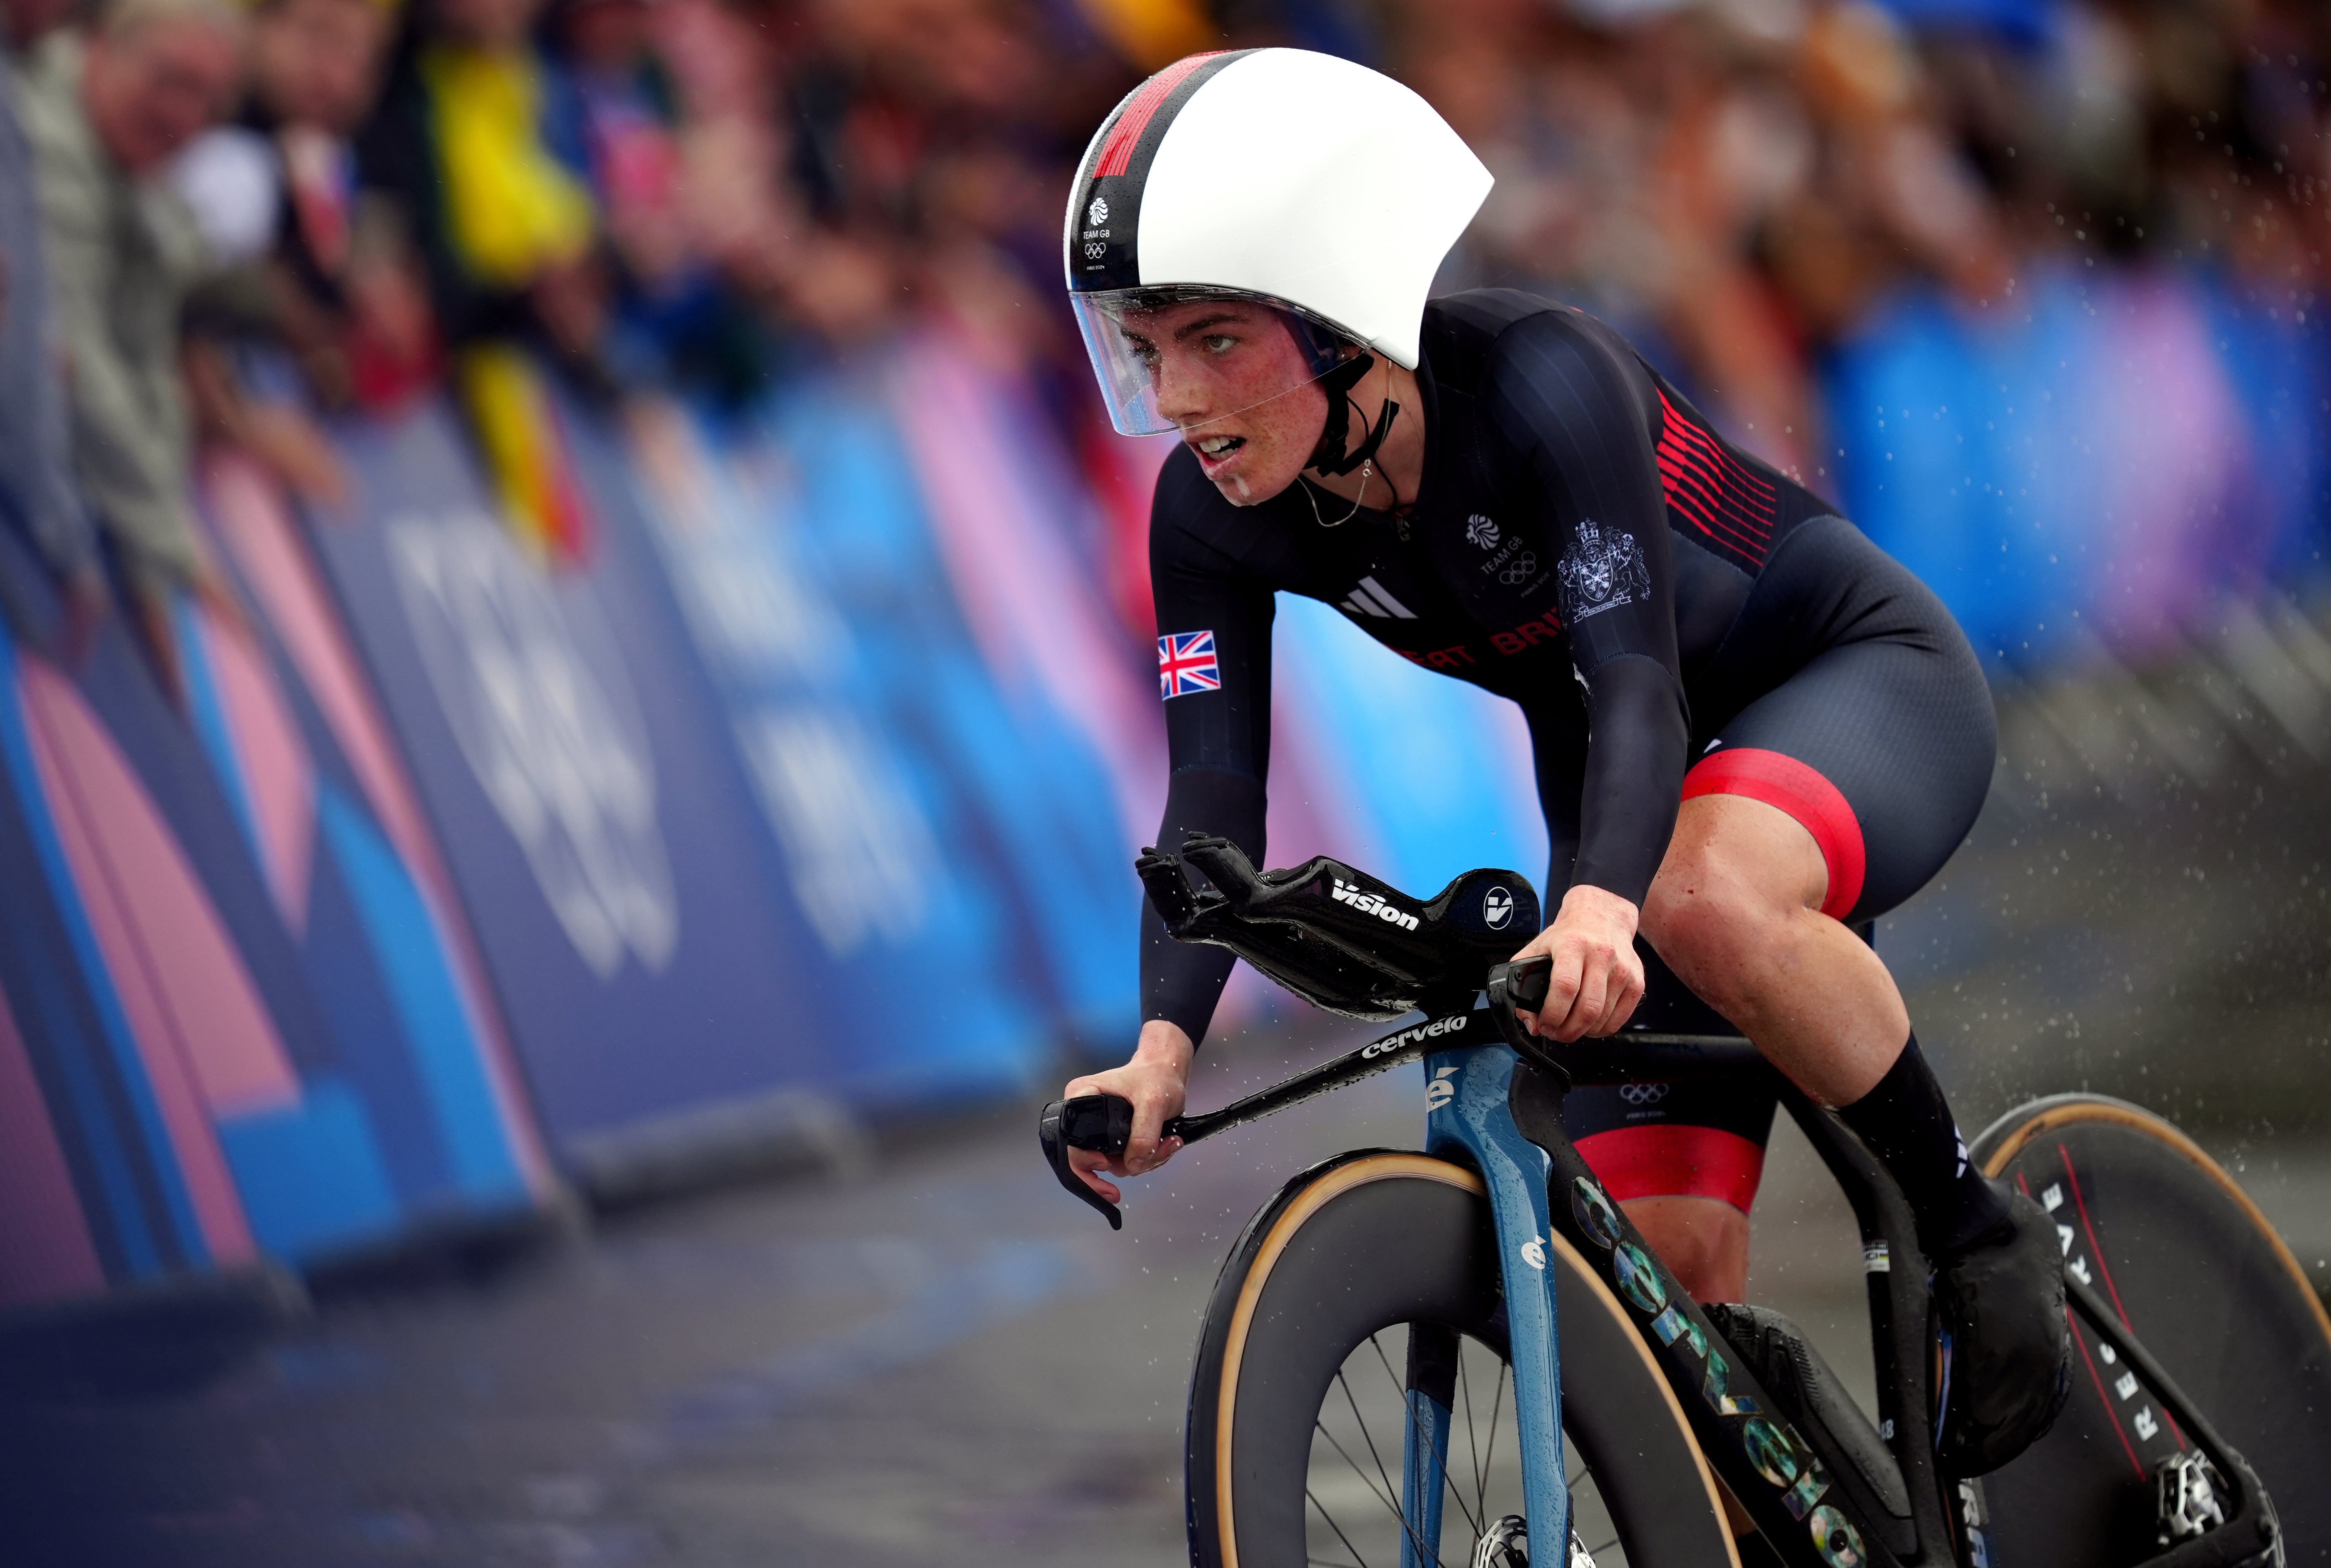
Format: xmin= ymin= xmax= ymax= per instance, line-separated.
xmin=1308 ymin=351 xmax=1400 ymax=478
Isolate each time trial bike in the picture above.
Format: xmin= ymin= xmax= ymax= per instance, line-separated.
xmin=1037 ymin=839 xmax=2331 ymax=1566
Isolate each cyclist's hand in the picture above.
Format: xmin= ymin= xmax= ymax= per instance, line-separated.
xmin=1061 ymin=1020 xmax=1193 ymax=1205
xmin=1511 ymin=885 xmax=1645 ymax=1042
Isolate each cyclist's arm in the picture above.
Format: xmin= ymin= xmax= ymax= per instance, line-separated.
xmin=1488 ymin=313 xmax=1689 ymax=1037
xmin=1066 ymin=459 xmax=1276 ymax=1198
xmin=1142 ymin=452 xmax=1278 ymax=1050
xmin=1489 ymin=311 xmax=1690 ymax=909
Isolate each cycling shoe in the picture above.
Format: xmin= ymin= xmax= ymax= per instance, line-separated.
xmin=1935 ymin=1187 xmax=2071 ymax=1477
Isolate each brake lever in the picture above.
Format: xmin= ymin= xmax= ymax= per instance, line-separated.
xmin=1040 ymin=1094 xmax=1202 ymax=1230
xmin=1485 ymin=955 xmax=1568 ymax=1084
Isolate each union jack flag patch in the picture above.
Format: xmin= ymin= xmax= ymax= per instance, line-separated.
xmin=1158 ymin=630 xmax=1220 ymax=699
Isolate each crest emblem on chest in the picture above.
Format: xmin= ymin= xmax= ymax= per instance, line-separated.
xmin=1465 ymin=514 xmax=1500 ymax=550
xmin=1556 ymin=519 xmax=1650 ymax=622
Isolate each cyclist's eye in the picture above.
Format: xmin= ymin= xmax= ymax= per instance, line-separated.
xmin=1127 ymin=339 xmax=1159 ymax=367
xmin=1203 ymin=334 xmax=1238 ymax=355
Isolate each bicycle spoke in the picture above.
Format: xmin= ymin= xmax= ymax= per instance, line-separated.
xmin=1306 ymin=1487 xmax=1374 ymax=1568
xmin=1590 ymin=1537 xmax=1619 ymax=1558
xmin=1475 ymin=1358 xmax=1507 ymax=1532
xmin=1457 ymin=1342 xmax=1486 ymax=1528
xmin=1369 ymin=1334 xmax=1482 ymax=1541
xmin=1312 ymin=1417 xmax=1444 ymax=1568
xmin=1336 ymin=1368 xmax=1407 ymax=1533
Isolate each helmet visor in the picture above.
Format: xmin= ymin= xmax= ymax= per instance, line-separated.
xmin=1072 ymin=287 xmax=1350 ymax=437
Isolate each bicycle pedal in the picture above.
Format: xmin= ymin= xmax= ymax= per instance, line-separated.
xmin=2157 ymin=1451 xmax=2229 ymax=1543
xmin=1466 ymin=1515 xmax=1597 ymax=1568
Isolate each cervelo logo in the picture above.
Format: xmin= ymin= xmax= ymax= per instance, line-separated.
xmin=1332 ymin=878 xmax=1419 ymax=930
xmin=1360 ymin=1012 xmax=1470 ymax=1060
xmin=1567 ymin=1175 xmax=1867 ymax=1559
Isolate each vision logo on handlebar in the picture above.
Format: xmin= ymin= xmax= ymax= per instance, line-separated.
xmin=1330 ymin=877 xmax=1421 ymax=930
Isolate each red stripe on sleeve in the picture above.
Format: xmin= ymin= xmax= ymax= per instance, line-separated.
xmin=1656 ymin=454 xmax=1771 ymax=556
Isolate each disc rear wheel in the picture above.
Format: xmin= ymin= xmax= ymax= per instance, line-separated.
xmin=1970 ymin=1095 xmax=2331 ymax=1561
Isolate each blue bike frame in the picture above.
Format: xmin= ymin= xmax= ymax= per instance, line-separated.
xmin=1403 ymin=1041 xmax=1569 ymax=1565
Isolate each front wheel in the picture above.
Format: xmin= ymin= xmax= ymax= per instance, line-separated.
xmin=1186 ymin=1151 xmax=1740 ymax=1567
xmin=1970 ymin=1094 xmax=2331 ymax=1562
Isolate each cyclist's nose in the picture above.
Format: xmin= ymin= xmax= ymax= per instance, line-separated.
xmin=1153 ymin=347 xmax=1214 ymax=428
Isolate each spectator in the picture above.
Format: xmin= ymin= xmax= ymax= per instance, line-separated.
xmin=16 ymin=0 xmax=245 ymax=694
xmin=550 ymin=0 xmax=772 ymax=402
xmin=225 ymin=0 xmax=426 ymax=412
xmin=172 ymin=0 xmax=414 ymax=511
xmin=358 ymin=0 xmax=612 ymax=381
xmin=0 ymin=0 xmax=100 ymax=651
xmin=358 ymin=0 xmax=618 ymax=560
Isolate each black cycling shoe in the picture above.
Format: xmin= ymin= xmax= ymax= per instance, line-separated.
xmin=1934 ymin=1188 xmax=2073 ymax=1477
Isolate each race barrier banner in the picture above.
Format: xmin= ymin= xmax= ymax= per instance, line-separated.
xmin=304 ymin=379 xmax=1137 ymax=1188
xmin=0 ymin=509 xmax=552 ymax=1315
xmin=307 ymin=397 xmax=886 ymax=1165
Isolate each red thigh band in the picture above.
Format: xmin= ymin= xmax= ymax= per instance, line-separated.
xmin=1680 ymin=747 xmax=1865 ymax=920
xmin=1574 ymin=1125 xmax=1768 ymax=1213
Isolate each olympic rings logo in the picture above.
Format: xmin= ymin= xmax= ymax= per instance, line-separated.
xmin=1618 ymin=1083 xmax=1670 ymax=1106
xmin=1497 ymin=551 xmax=1538 ymax=585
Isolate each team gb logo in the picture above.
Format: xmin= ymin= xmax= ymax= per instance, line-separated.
xmin=1466 ymin=514 xmax=1500 ymax=550
xmin=1087 ymin=195 xmax=1109 ymax=226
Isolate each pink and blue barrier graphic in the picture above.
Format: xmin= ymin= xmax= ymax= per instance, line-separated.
xmin=302 ymin=386 xmax=1077 ymax=1162
xmin=0 ymin=484 xmax=554 ymax=1310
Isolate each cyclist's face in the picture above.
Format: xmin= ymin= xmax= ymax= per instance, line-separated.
xmin=1116 ymin=300 xmax=1327 ymax=506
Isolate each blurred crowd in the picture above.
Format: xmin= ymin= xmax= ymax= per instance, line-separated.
xmin=0 ymin=0 xmax=2321 ymax=690
xmin=1407 ymin=0 xmax=2331 ymax=488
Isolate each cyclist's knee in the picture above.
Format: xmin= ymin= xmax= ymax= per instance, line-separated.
xmin=1644 ymin=861 xmax=1787 ymax=1002
xmin=1621 ymin=1196 xmax=1749 ymax=1303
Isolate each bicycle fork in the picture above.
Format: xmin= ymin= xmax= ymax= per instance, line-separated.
xmin=1408 ymin=1044 xmax=1571 ymax=1567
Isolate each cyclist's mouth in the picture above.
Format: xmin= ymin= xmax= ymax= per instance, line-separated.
xmin=1189 ymin=432 xmax=1246 ymax=474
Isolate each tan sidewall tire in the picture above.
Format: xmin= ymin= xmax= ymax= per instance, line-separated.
xmin=1185 ymin=1151 xmax=1739 ymax=1568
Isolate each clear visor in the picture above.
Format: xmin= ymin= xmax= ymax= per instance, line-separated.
xmin=1072 ymin=287 xmax=1352 ymax=437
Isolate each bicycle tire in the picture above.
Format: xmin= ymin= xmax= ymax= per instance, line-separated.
xmin=1186 ymin=1149 xmax=1741 ymax=1567
xmin=1969 ymin=1094 xmax=2331 ymax=1563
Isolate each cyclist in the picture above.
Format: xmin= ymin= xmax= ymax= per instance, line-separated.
xmin=1057 ymin=48 xmax=2067 ymax=1478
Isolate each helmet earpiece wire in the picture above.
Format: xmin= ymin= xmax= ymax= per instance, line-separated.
xmin=1302 ymin=346 xmax=1401 ymax=527
xmin=1308 ymin=350 xmax=1399 ymax=478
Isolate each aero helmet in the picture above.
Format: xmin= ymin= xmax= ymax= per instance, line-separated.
xmin=1064 ymin=49 xmax=1494 ymax=442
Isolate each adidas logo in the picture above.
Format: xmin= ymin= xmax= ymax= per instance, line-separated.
xmin=1339 ymin=576 xmax=1417 ymax=620
xmin=1332 ymin=877 xmax=1420 ymax=930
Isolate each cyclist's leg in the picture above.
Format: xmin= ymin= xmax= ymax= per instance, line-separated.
xmin=1638 ymin=516 xmax=1996 ymax=1238
xmin=1530 ymin=716 xmax=1777 ymax=1303
xmin=1561 ymin=945 xmax=1775 ymax=1301
xmin=1637 ymin=516 xmax=2067 ymax=1474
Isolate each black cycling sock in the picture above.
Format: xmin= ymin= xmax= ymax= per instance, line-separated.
xmin=1836 ymin=1035 xmax=2012 ymax=1260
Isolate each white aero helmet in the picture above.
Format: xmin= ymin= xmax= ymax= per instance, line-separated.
xmin=1065 ymin=49 xmax=1494 ymax=438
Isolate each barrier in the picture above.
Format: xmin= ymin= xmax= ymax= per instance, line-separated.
xmin=0 ymin=505 xmax=552 ymax=1318
xmin=298 ymin=381 xmax=1125 ymax=1192
xmin=191 ymin=454 xmax=556 ymax=1253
